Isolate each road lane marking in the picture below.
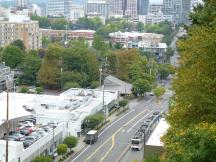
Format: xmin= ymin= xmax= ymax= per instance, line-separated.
xmin=71 ymin=145 xmax=90 ymax=162
xmin=72 ymin=109 xmax=135 ymax=162
xmin=117 ymin=144 xmax=131 ymax=162
xmin=147 ymin=97 xmax=154 ymax=103
xmin=99 ymin=109 xmax=135 ymax=137
xmin=126 ymin=110 xmax=154 ymax=133
xmin=84 ymin=109 xmax=149 ymax=162
xmin=99 ymin=135 xmax=115 ymax=162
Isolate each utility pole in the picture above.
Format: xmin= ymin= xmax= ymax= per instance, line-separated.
xmin=5 ymin=84 xmax=9 ymax=162
xmin=52 ymin=126 xmax=55 ymax=162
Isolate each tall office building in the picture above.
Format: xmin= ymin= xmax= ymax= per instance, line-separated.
xmin=137 ymin=0 xmax=149 ymax=15
xmin=109 ymin=0 xmax=138 ymax=18
xmin=162 ymin=0 xmax=191 ymax=24
xmin=181 ymin=0 xmax=191 ymax=23
xmin=109 ymin=0 xmax=124 ymax=16
xmin=86 ymin=0 xmax=109 ymax=19
xmin=16 ymin=0 xmax=29 ymax=10
xmin=46 ymin=0 xmax=73 ymax=17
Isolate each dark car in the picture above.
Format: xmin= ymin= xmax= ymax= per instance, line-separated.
xmin=147 ymin=115 xmax=155 ymax=120
xmin=153 ymin=111 xmax=160 ymax=116
xmin=25 ymin=119 xmax=36 ymax=125
xmin=23 ymin=140 xmax=34 ymax=148
xmin=20 ymin=128 xmax=32 ymax=136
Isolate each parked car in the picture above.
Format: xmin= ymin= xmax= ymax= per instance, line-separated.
xmin=18 ymin=121 xmax=34 ymax=127
xmin=42 ymin=126 xmax=52 ymax=132
xmin=20 ymin=128 xmax=32 ymax=136
xmin=36 ymin=130 xmax=47 ymax=137
xmin=24 ymin=119 xmax=36 ymax=125
xmin=25 ymin=125 xmax=36 ymax=132
xmin=23 ymin=140 xmax=34 ymax=148
xmin=25 ymin=136 xmax=38 ymax=141
xmin=31 ymin=132 xmax=42 ymax=140
xmin=8 ymin=134 xmax=25 ymax=141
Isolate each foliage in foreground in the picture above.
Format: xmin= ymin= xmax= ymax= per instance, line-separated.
xmin=162 ymin=1 xmax=216 ymax=162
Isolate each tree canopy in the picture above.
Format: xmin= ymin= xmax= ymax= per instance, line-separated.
xmin=63 ymin=136 xmax=78 ymax=151
xmin=162 ymin=1 xmax=216 ymax=161
xmin=10 ymin=39 xmax=26 ymax=51
xmin=19 ymin=50 xmax=41 ymax=85
xmin=31 ymin=156 xmax=52 ymax=162
xmin=2 ymin=45 xmax=25 ymax=68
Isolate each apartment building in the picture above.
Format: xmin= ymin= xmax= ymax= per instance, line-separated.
xmin=0 ymin=63 xmax=14 ymax=92
xmin=0 ymin=16 xmax=42 ymax=50
xmin=41 ymin=29 xmax=95 ymax=41
xmin=109 ymin=31 xmax=163 ymax=45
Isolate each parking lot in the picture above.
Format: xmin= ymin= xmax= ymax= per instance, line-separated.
xmin=2 ymin=117 xmax=58 ymax=149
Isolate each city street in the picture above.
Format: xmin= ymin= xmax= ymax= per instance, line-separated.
xmin=70 ymin=90 xmax=173 ymax=162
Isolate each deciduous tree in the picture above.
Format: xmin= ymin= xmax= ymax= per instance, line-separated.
xmin=2 ymin=45 xmax=24 ymax=68
xmin=63 ymin=136 xmax=78 ymax=151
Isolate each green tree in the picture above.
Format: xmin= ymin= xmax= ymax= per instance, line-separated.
xmin=163 ymin=123 xmax=216 ymax=162
xmin=132 ymin=79 xmax=151 ymax=97
xmin=2 ymin=45 xmax=25 ymax=68
xmin=136 ymin=22 xmax=144 ymax=32
xmin=35 ymin=87 xmax=44 ymax=94
xmin=63 ymin=136 xmax=78 ymax=151
xmin=10 ymin=39 xmax=25 ymax=51
xmin=57 ymin=144 xmax=67 ymax=156
xmin=113 ymin=43 xmax=123 ymax=49
xmin=119 ymin=99 xmax=128 ymax=108
xmin=165 ymin=47 xmax=174 ymax=62
xmin=51 ymin=18 xmax=67 ymax=30
xmin=63 ymin=82 xmax=80 ymax=90
xmin=37 ymin=44 xmax=62 ymax=88
xmin=19 ymin=86 xmax=29 ymax=93
xmin=31 ymin=156 xmax=52 ymax=162
xmin=83 ymin=114 xmax=105 ymax=130
xmin=153 ymin=86 xmax=166 ymax=100
xmin=93 ymin=34 xmax=109 ymax=56
xmin=163 ymin=1 xmax=216 ymax=161
xmin=19 ymin=51 xmax=41 ymax=85
xmin=158 ymin=64 xmax=175 ymax=80
xmin=30 ymin=15 xmax=51 ymax=28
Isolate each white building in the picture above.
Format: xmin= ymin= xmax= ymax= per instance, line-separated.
xmin=69 ymin=5 xmax=85 ymax=22
xmin=31 ymin=4 xmax=42 ymax=16
xmin=109 ymin=31 xmax=164 ymax=45
xmin=0 ymin=88 xmax=118 ymax=162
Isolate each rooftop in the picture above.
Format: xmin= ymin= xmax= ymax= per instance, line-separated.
xmin=0 ymin=88 xmax=118 ymax=125
xmin=109 ymin=31 xmax=164 ymax=39
xmin=146 ymin=118 xmax=169 ymax=146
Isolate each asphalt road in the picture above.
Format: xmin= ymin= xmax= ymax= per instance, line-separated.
xmin=71 ymin=90 xmax=173 ymax=162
